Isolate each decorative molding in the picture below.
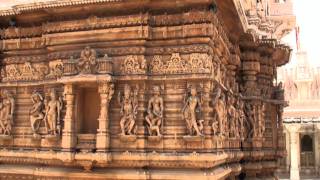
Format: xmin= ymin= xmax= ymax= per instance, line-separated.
xmin=1 ymin=62 xmax=48 ymax=82
xmin=120 ymin=55 xmax=146 ymax=75
xmin=150 ymin=53 xmax=212 ymax=75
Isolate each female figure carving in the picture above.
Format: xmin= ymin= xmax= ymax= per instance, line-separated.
xmin=145 ymin=86 xmax=163 ymax=137
xmin=0 ymin=90 xmax=15 ymax=135
xmin=30 ymin=92 xmax=44 ymax=135
xmin=182 ymin=86 xmax=203 ymax=136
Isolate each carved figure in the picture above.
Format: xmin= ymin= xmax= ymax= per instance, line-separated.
xmin=44 ymin=89 xmax=63 ymax=136
xmin=0 ymin=90 xmax=15 ymax=135
xmin=212 ymin=85 xmax=227 ymax=137
xmin=145 ymin=86 xmax=163 ymax=137
xmin=78 ymin=46 xmax=97 ymax=74
xmin=118 ymin=84 xmax=138 ymax=136
xmin=257 ymin=103 xmax=265 ymax=137
xmin=227 ymin=96 xmax=238 ymax=138
xmin=237 ymin=99 xmax=245 ymax=138
xmin=244 ymin=103 xmax=255 ymax=139
xmin=182 ymin=86 xmax=204 ymax=136
xmin=30 ymin=92 xmax=44 ymax=135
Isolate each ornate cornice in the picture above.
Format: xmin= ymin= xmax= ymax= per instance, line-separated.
xmin=0 ymin=0 xmax=123 ymax=17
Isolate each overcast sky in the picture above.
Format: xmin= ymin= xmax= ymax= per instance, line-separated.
xmin=282 ymin=0 xmax=320 ymax=67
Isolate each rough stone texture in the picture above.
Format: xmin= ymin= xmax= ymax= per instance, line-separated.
xmin=0 ymin=0 xmax=295 ymax=179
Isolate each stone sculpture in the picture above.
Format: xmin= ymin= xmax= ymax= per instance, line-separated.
xmin=29 ymin=92 xmax=44 ymax=136
xmin=212 ymin=85 xmax=227 ymax=137
xmin=118 ymin=84 xmax=138 ymax=136
xmin=145 ymin=86 xmax=163 ymax=137
xmin=0 ymin=90 xmax=15 ymax=136
xmin=44 ymin=89 xmax=63 ymax=136
xmin=244 ymin=103 xmax=255 ymax=139
xmin=182 ymin=86 xmax=204 ymax=136
xmin=227 ymin=96 xmax=238 ymax=138
xmin=78 ymin=46 xmax=97 ymax=74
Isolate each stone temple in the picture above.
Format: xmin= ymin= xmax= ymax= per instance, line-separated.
xmin=0 ymin=0 xmax=295 ymax=179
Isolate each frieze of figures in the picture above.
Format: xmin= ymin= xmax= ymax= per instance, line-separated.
xmin=29 ymin=89 xmax=63 ymax=137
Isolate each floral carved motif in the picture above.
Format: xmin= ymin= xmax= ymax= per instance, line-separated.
xmin=120 ymin=55 xmax=146 ymax=75
xmin=150 ymin=53 xmax=212 ymax=75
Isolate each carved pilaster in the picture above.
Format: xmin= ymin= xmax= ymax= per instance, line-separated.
xmin=96 ymin=82 xmax=114 ymax=152
xmin=61 ymin=84 xmax=75 ymax=151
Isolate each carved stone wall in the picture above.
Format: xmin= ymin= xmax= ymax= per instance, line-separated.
xmin=0 ymin=1 xmax=292 ymax=179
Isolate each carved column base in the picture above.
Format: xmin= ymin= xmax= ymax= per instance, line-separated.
xmin=252 ymin=137 xmax=263 ymax=148
xmin=0 ymin=135 xmax=13 ymax=146
xmin=229 ymin=138 xmax=241 ymax=149
xmin=119 ymin=134 xmax=137 ymax=142
xmin=61 ymin=132 xmax=76 ymax=151
xmin=96 ymin=131 xmax=110 ymax=152
xmin=147 ymin=136 xmax=162 ymax=142
xmin=183 ymin=135 xmax=204 ymax=142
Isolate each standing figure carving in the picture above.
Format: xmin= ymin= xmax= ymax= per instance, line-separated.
xmin=0 ymin=90 xmax=15 ymax=135
xmin=227 ymin=96 xmax=238 ymax=138
xmin=30 ymin=92 xmax=44 ymax=136
xmin=78 ymin=46 xmax=97 ymax=74
xmin=237 ymin=99 xmax=245 ymax=139
xmin=212 ymin=85 xmax=227 ymax=137
xmin=118 ymin=84 xmax=138 ymax=136
xmin=145 ymin=86 xmax=163 ymax=137
xmin=182 ymin=86 xmax=204 ymax=136
xmin=244 ymin=103 xmax=255 ymax=139
xmin=44 ymin=89 xmax=63 ymax=136
xmin=257 ymin=103 xmax=266 ymax=137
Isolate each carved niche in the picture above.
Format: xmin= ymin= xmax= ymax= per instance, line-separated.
xmin=150 ymin=53 xmax=212 ymax=75
xmin=120 ymin=55 xmax=146 ymax=75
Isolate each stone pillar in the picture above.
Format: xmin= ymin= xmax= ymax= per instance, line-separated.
xmin=285 ymin=124 xmax=301 ymax=180
xmin=96 ymin=82 xmax=114 ymax=152
xmin=61 ymin=83 xmax=76 ymax=151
